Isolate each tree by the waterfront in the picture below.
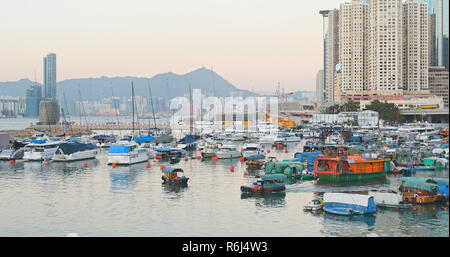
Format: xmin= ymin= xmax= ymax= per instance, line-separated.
xmin=323 ymin=100 xmax=359 ymax=114
xmin=363 ymin=100 xmax=404 ymax=123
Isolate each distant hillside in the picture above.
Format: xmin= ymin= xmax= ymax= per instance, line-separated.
xmin=0 ymin=68 xmax=253 ymax=101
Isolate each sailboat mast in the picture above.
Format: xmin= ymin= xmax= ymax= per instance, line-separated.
xmin=131 ymin=81 xmax=135 ymax=137
xmin=189 ymin=82 xmax=193 ymax=135
xmin=147 ymin=79 xmax=157 ymax=132
xmin=110 ymin=83 xmax=122 ymax=138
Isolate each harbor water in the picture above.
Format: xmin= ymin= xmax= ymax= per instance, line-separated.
xmin=0 ymin=142 xmax=448 ymax=237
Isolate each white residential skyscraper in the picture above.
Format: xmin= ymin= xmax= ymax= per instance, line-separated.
xmin=339 ymin=0 xmax=368 ymax=93
xmin=402 ymin=0 xmax=429 ymax=92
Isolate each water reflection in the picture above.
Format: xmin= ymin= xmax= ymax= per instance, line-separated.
xmin=109 ymin=163 xmax=146 ymax=191
xmin=240 ymin=193 xmax=286 ymax=208
xmin=321 ymin=213 xmax=377 ymax=236
xmin=162 ymin=183 xmax=189 ymax=194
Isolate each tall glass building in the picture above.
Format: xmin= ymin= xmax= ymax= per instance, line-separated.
xmin=424 ymin=0 xmax=449 ymax=70
xmin=43 ymin=53 xmax=57 ymax=100
xmin=25 ymin=84 xmax=42 ymax=117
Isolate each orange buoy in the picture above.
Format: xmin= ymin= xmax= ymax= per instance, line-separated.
xmin=9 ymin=160 xmax=13 ymax=165
xmin=196 ymin=156 xmax=200 ymax=160
xmin=146 ymin=163 xmax=150 ymax=168
xmin=240 ymin=157 xmax=245 ymax=162
xmin=160 ymin=165 xmax=165 ymax=170
xmin=112 ymin=163 xmax=116 ymax=168
xmin=198 ymin=147 xmax=202 ymax=151
xmin=230 ymin=166 xmax=234 ymax=172
xmin=83 ymin=163 xmax=87 ymax=168
xmin=212 ymin=156 xmax=218 ymax=162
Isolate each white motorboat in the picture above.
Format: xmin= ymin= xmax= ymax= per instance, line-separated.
xmin=23 ymin=140 xmax=62 ymax=161
xmin=107 ymin=141 xmax=149 ymax=165
xmin=52 ymin=142 xmax=98 ymax=162
xmin=216 ymin=144 xmax=242 ymax=159
xmin=242 ymin=143 xmax=265 ymax=159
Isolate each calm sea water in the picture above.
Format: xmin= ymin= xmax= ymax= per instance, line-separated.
xmin=0 ymin=142 xmax=448 ymax=237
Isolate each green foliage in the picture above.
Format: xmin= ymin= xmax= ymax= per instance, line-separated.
xmin=363 ymin=100 xmax=404 ymax=123
xmin=322 ymin=100 xmax=359 ymax=114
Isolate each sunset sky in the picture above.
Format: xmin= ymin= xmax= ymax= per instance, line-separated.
xmin=0 ymin=0 xmax=340 ymax=93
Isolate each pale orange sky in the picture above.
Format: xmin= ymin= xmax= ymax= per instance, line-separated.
xmin=0 ymin=0 xmax=341 ymax=92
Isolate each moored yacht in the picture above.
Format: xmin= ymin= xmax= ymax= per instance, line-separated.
xmin=23 ymin=140 xmax=62 ymax=161
xmin=216 ymin=144 xmax=242 ymax=159
xmin=107 ymin=140 xmax=149 ymax=165
xmin=52 ymin=142 xmax=98 ymax=162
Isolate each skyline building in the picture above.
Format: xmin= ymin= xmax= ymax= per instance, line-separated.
xmin=339 ymin=0 xmax=368 ymax=94
xmin=402 ymin=0 xmax=429 ymax=92
xmin=315 ymin=69 xmax=324 ymax=107
xmin=319 ymin=9 xmax=340 ymax=105
xmin=43 ymin=53 xmax=57 ymax=100
xmin=25 ymin=84 xmax=42 ymax=117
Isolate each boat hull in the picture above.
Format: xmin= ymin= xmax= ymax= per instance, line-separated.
xmin=52 ymin=149 xmax=98 ymax=162
xmin=315 ymin=171 xmax=387 ymax=183
xmin=107 ymin=152 xmax=149 ymax=165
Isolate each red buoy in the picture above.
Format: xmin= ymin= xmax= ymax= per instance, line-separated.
xmin=285 ymin=149 xmax=288 ymax=153
xmin=267 ymin=149 xmax=271 ymax=153
xmin=239 ymin=157 xmax=245 ymax=162
xmin=83 ymin=163 xmax=87 ymax=168
xmin=146 ymin=163 xmax=150 ymax=168
xmin=112 ymin=163 xmax=117 ymax=168
xmin=196 ymin=156 xmax=200 ymax=160
xmin=9 ymin=160 xmax=13 ymax=165
xmin=212 ymin=156 xmax=218 ymax=162
xmin=160 ymin=165 xmax=165 ymax=170
xmin=185 ymin=157 xmax=189 ymax=161
xmin=198 ymin=148 xmax=202 ymax=151
xmin=230 ymin=166 xmax=235 ymax=172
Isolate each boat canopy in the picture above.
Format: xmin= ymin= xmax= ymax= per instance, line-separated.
xmin=245 ymin=154 xmax=265 ymax=161
xmin=58 ymin=142 xmax=96 ymax=155
xmin=294 ymin=151 xmax=322 ymax=162
xmin=162 ymin=168 xmax=184 ymax=173
xmin=260 ymin=174 xmax=286 ymax=181
xmin=108 ymin=145 xmax=130 ymax=153
xmin=31 ymin=140 xmax=46 ymax=144
xmin=135 ymin=136 xmax=155 ymax=143
xmin=153 ymin=135 xmax=174 ymax=144
xmin=368 ymin=191 xmax=402 ymax=206
xmin=179 ymin=135 xmax=196 ymax=143
xmin=323 ymin=193 xmax=375 ymax=208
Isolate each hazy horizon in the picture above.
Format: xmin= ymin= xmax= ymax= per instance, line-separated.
xmin=0 ymin=0 xmax=341 ymax=93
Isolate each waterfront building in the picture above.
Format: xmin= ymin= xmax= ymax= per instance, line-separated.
xmin=43 ymin=53 xmax=57 ymax=100
xmin=428 ymin=66 xmax=449 ymax=107
xmin=25 ymin=84 xmax=42 ymax=117
xmin=359 ymin=94 xmax=444 ymax=110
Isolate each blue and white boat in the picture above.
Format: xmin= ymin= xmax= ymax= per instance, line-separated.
xmin=23 ymin=139 xmax=63 ymax=161
xmin=107 ymin=141 xmax=149 ymax=165
xmin=323 ymin=193 xmax=377 ymax=216
xmin=52 ymin=142 xmax=98 ymax=162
